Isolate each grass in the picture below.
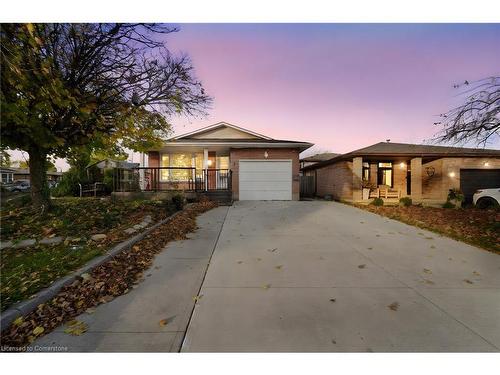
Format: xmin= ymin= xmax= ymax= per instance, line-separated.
xmin=0 ymin=197 xmax=177 ymax=310
xmin=353 ymin=203 xmax=500 ymax=255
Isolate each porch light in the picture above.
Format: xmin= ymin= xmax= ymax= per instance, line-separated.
xmin=484 ymin=161 xmax=490 ymax=167
xmin=264 ymin=151 xmax=269 ymax=158
xmin=448 ymin=171 xmax=455 ymax=178
xmin=207 ymin=160 xmax=213 ymax=167
xmin=399 ymin=162 xmax=406 ymax=169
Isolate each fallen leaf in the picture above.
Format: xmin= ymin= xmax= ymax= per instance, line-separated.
xmin=329 ymin=298 xmax=336 ymax=303
xmin=64 ymin=320 xmax=87 ymax=336
xmin=423 ymin=268 xmax=432 ymax=274
xmin=32 ymin=326 xmax=44 ymax=336
xmin=388 ymin=302 xmax=399 ymax=311
xmin=262 ymin=284 xmax=271 ymax=290
xmin=358 ymin=264 xmax=366 ymax=269
xmin=159 ymin=316 xmax=175 ymax=327
xmin=463 ymin=279 xmax=474 ymax=284
xmin=13 ymin=317 xmax=24 ymax=326
xmin=237 ymin=261 xmax=243 ymax=264
xmin=275 ymin=265 xmax=283 ymax=270
xmin=193 ymin=294 xmax=203 ymax=303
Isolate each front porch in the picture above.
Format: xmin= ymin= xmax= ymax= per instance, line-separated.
xmin=352 ymin=156 xmax=424 ymax=203
xmin=113 ymin=167 xmax=232 ymax=193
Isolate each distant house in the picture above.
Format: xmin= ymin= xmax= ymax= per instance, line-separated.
xmin=10 ymin=168 xmax=63 ymax=183
xmin=1 ymin=167 xmax=15 ymax=184
xmin=301 ymin=142 xmax=500 ymax=204
xmin=300 ymin=152 xmax=339 ymax=169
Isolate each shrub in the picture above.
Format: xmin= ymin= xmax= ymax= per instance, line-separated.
xmin=370 ymin=197 xmax=384 ymax=206
xmin=172 ymin=194 xmax=185 ymax=210
xmin=447 ymin=188 xmax=464 ymax=202
xmin=52 ymin=168 xmax=89 ymax=197
xmin=442 ymin=201 xmax=455 ymax=209
xmin=103 ymin=169 xmax=114 ymax=194
xmin=399 ymin=197 xmax=413 ymax=207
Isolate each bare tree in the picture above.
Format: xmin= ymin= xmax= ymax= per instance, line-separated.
xmin=434 ymin=76 xmax=499 ymax=146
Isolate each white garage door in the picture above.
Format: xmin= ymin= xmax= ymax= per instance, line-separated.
xmin=239 ymin=160 xmax=292 ymax=200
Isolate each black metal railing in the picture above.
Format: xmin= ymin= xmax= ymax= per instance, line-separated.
xmin=113 ymin=167 xmax=231 ymax=192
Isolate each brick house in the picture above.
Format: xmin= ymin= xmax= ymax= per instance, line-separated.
xmin=145 ymin=122 xmax=313 ymax=201
xmin=301 ymin=142 xmax=500 ymax=204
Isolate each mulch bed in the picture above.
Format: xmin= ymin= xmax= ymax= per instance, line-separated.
xmin=356 ymin=204 xmax=500 ymax=254
xmin=1 ymin=200 xmax=217 ymax=349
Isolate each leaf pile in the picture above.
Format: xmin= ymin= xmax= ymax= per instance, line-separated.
xmin=1 ymin=198 xmax=177 ymax=311
xmin=1 ymin=200 xmax=217 ymax=348
xmin=357 ymin=205 xmax=500 ymax=254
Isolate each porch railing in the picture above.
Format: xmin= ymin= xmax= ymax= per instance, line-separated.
xmin=113 ymin=167 xmax=231 ymax=192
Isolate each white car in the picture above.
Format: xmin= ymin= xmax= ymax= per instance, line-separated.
xmin=473 ymin=188 xmax=500 ymax=209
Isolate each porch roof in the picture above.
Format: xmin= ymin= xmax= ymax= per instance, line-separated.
xmin=152 ymin=138 xmax=314 ymax=153
xmin=302 ymin=142 xmax=500 ymax=171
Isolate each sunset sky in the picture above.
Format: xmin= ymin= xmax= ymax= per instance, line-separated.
xmin=166 ymin=23 xmax=500 ymax=154
xmin=10 ymin=23 xmax=500 ymax=170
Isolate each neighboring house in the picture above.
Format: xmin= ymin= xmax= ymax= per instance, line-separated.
xmin=301 ymin=142 xmax=500 ymax=204
xmin=10 ymin=168 xmax=63 ymax=182
xmin=1 ymin=167 xmax=15 ymax=184
xmin=300 ymin=152 xmax=339 ymax=170
xmin=146 ymin=121 xmax=313 ymax=200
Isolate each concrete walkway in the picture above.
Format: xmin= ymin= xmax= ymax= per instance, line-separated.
xmin=182 ymin=201 xmax=500 ymax=352
xmin=34 ymin=206 xmax=229 ymax=352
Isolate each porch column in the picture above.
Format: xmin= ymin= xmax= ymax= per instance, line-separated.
xmin=410 ymin=157 xmax=422 ymax=201
xmin=203 ymin=148 xmax=209 ymax=191
xmin=352 ymin=157 xmax=363 ymax=201
xmin=203 ymin=148 xmax=209 ymax=169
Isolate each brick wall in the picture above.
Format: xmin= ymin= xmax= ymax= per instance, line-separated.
xmin=422 ymin=157 xmax=500 ymax=203
xmin=148 ymin=151 xmax=159 ymax=167
xmin=315 ymin=161 xmax=353 ymax=200
xmin=229 ymin=148 xmax=300 ymax=200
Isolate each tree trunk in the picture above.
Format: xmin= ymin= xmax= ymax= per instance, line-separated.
xmin=28 ymin=146 xmax=51 ymax=209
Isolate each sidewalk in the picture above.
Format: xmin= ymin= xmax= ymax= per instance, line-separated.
xmin=33 ymin=206 xmax=228 ymax=352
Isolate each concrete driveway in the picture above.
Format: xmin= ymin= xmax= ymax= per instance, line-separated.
xmin=182 ymin=201 xmax=500 ymax=352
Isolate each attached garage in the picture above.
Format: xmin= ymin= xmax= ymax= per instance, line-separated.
xmin=460 ymin=169 xmax=500 ymax=203
xmin=239 ymin=160 xmax=292 ymax=200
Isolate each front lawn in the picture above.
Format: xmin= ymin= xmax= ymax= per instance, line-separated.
xmin=0 ymin=197 xmax=177 ymax=311
xmin=356 ymin=204 xmax=500 ymax=254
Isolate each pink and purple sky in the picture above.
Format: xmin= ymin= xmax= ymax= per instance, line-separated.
xmin=167 ymin=23 xmax=500 ymax=154
xmin=10 ymin=24 xmax=500 ymax=170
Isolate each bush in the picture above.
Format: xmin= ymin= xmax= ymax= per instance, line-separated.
xmin=399 ymin=197 xmax=413 ymax=207
xmin=370 ymin=197 xmax=384 ymax=206
xmin=442 ymin=201 xmax=455 ymax=209
xmin=172 ymin=194 xmax=185 ymax=210
xmin=103 ymin=169 xmax=114 ymax=194
xmin=52 ymin=168 xmax=89 ymax=197
xmin=447 ymin=188 xmax=464 ymax=203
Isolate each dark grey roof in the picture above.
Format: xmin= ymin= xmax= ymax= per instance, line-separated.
xmin=302 ymin=142 xmax=500 ymax=171
xmin=300 ymin=152 xmax=339 ymax=162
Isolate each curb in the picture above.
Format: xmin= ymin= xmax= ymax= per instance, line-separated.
xmin=0 ymin=207 xmax=188 ymax=332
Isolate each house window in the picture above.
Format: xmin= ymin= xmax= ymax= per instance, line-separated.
xmin=160 ymin=153 xmax=192 ymax=181
xmin=1 ymin=173 xmax=13 ymax=183
xmin=377 ymin=162 xmax=393 ymax=187
xmin=217 ymin=156 xmax=230 ymax=170
xmin=160 ymin=154 xmax=170 ymax=180
xmin=362 ymin=162 xmax=370 ymax=181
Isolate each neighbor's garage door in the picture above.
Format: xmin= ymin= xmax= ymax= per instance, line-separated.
xmin=460 ymin=169 xmax=500 ymax=203
xmin=239 ymin=160 xmax=292 ymax=200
